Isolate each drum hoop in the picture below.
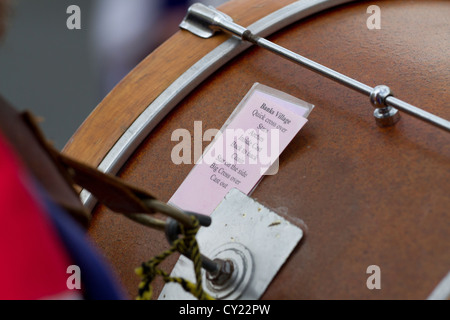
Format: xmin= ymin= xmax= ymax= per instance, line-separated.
xmin=80 ymin=0 xmax=357 ymax=211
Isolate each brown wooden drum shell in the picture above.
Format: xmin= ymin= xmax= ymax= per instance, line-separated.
xmin=64 ymin=0 xmax=450 ymax=299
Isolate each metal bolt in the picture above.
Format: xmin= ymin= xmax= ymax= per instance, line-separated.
xmin=206 ymin=259 xmax=234 ymax=286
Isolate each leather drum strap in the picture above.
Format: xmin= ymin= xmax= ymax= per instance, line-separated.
xmin=0 ymin=95 xmax=159 ymax=228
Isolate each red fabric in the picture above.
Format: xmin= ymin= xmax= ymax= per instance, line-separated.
xmin=0 ymin=133 xmax=74 ymax=300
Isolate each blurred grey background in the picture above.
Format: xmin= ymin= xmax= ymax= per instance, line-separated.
xmin=0 ymin=0 xmax=226 ymax=150
xmin=0 ymin=0 xmax=97 ymax=150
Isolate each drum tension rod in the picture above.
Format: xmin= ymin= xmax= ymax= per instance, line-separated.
xmin=180 ymin=3 xmax=450 ymax=132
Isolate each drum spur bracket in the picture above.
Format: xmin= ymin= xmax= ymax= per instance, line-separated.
xmin=180 ymin=3 xmax=450 ymax=133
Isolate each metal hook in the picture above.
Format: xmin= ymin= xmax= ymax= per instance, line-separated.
xmin=128 ymin=202 xmax=226 ymax=276
xmin=165 ymin=213 xmax=224 ymax=275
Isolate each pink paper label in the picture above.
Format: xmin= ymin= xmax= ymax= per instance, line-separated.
xmin=169 ymin=84 xmax=312 ymax=216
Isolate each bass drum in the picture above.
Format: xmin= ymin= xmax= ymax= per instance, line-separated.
xmin=64 ymin=0 xmax=450 ymax=300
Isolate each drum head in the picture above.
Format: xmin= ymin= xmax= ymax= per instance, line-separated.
xmin=65 ymin=0 xmax=450 ymax=299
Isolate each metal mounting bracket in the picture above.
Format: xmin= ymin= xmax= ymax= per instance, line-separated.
xmin=159 ymin=188 xmax=304 ymax=300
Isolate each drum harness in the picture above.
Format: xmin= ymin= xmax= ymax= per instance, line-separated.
xmin=0 ymin=104 xmax=224 ymax=300
xmin=39 ymin=120 xmax=224 ymax=300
